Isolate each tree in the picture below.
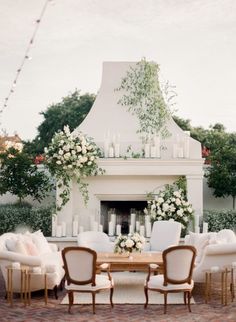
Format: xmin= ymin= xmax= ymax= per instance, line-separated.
xmin=205 ymin=132 xmax=236 ymax=209
xmin=0 ymin=148 xmax=52 ymax=204
xmin=23 ymin=90 xmax=96 ymax=156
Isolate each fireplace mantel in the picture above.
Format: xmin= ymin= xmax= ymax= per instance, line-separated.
xmin=97 ymin=158 xmax=204 ymax=176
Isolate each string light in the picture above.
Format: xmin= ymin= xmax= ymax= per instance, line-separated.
xmin=0 ymin=0 xmax=52 ymax=123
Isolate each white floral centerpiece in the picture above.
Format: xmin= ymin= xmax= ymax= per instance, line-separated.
xmin=44 ymin=125 xmax=104 ymax=210
xmin=144 ymin=184 xmax=194 ymax=235
xmin=114 ymin=233 xmax=145 ymax=254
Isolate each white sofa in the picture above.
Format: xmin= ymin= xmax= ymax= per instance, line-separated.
xmin=185 ymin=229 xmax=236 ymax=282
xmin=0 ymin=231 xmax=65 ymax=297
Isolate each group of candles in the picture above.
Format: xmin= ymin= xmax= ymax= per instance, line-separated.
xmin=144 ymin=135 xmax=161 ymax=158
xmin=195 ymin=214 xmax=208 ymax=233
xmin=89 ymin=214 xmax=104 ymax=233
xmin=104 ymin=132 xmax=121 ymax=158
xmin=107 ymin=211 xmax=152 ymax=237
xmin=52 ymin=214 xmax=67 ymax=237
xmin=173 ymin=132 xmax=190 ymax=159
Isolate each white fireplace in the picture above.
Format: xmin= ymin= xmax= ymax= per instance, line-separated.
xmin=56 ymin=62 xmax=204 ymax=237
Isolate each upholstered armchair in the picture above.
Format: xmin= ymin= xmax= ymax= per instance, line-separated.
xmin=144 ymin=220 xmax=182 ymax=252
xmin=62 ymin=246 xmax=114 ymax=314
xmin=77 ymin=231 xmax=114 ymax=253
xmin=144 ymin=245 xmax=196 ymax=313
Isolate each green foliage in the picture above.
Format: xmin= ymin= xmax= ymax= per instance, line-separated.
xmin=173 ymin=116 xmax=192 ymax=131
xmin=0 ymin=204 xmax=54 ymax=236
xmin=0 ymin=148 xmax=52 ymax=203
xmin=116 ymin=58 xmax=171 ymax=139
xmin=203 ymin=209 xmax=236 ymax=232
xmin=205 ymin=132 xmax=236 ymax=208
xmin=23 ymin=91 xmax=95 ymax=156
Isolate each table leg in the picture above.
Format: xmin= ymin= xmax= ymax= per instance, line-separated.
xmin=221 ymin=271 xmax=224 ymax=305
xmin=44 ymin=274 xmax=48 ymax=305
xmin=225 ymin=269 xmax=228 ymax=306
xmin=205 ymin=272 xmax=209 ymax=303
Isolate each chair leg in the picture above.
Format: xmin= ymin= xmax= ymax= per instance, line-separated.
xmin=110 ymin=287 xmax=114 ymax=308
xmin=184 ymin=291 xmax=187 ymax=305
xmin=92 ymin=292 xmax=96 ymax=314
xmin=144 ymin=287 xmax=149 ymax=308
xmin=164 ymin=292 xmax=167 ymax=314
xmin=53 ymin=285 xmax=58 ymax=299
xmin=187 ymin=291 xmax=191 ymax=312
xmin=68 ymin=291 xmax=74 ymax=314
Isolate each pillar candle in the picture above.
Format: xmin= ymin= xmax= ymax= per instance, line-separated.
xmin=129 ymin=225 xmax=134 ymax=234
xmin=178 ymin=147 xmax=184 ymax=158
xmin=145 ymin=222 xmax=151 ymax=238
xmin=195 ymin=214 xmax=200 ymax=227
xmin=114 ymin=143 xmax=120 ymax=158
xmin=116 ymin=224 xmax=121 ymax=235
xmin=104 ymin=139 xmax=110 ymax=158
xmin=136 ymin=221 xmax=140 ymax=232
xmin=72 ymin=221 xmax=78 ymax=236
xmin=56 ymin=225 xmax=62 ymax=237
xmin=92 ymin=221 xmax=99 ymax=232
xmin=203 ymin=222 xmax=208 ymax=233
xmin=154 ymin=136 xmax=161 ymax=158
xmin=62 ymin=222 xmax=66 ymax=237
xmin=130 ymin=213 xmax=136 ymax=228
xmin=140 ymin=225 xmax=145 ymax=236
xmin=144 ymin=144 xmax=150 ymax=158
xmin=51 ymin=215 xmax=57 ymax=237
xmin=99 ymin=224 xmax=103 ymax=232
xmin=184 ymin=135 xmax=190 ymax=158
xmin=173 ymin=144 xmax=178 ymax=158
xmin=109 ymin=146 xmax=114 ymax=158
xmin=150 ymin=146 xmax=156 ymax=158
xmin=108 ymin=221 xmax=114 ymax=236
xmin=111 ymin=214 xmax=116 ymax=231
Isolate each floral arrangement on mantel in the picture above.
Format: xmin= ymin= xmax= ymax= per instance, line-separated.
xmin=114 ymin=233 xmax=145 ymax=254
xmin=116 ymin=58 xmax=173 ymax=141
xmin=44 ymin=125 xmax=104 ymax=210
xmin=144 ymin=183 xmax=194 ymax=235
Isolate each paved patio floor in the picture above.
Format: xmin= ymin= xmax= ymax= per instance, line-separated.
xmin=0 ymin=272 xmax=235 ymax=322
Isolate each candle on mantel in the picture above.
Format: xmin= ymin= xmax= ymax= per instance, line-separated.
xmin=51 ymin=214 xmax=57 ymax=237
xmin=56 ymin=225 xmax=62 ymax=238
xmin=129 ymin=225 xmax=134 ymax=234
xmin=145 ymin=222 xmax=151 ymax=238
xmin=195 ymin=214 xmax=200 ymax=227
xmin=109 ymin=146 xmax=114 ymax=158
xmin=203 ymin=222 xmax=208 ymax=233
xmin=130 ymin=213 xmax=136 ymax=228
xmin=92 ymin=221 xmax=99 ymax=232
xmin=154 ymin=135 xmax=161 ymax=158
xmin=144 ymin=144 xmax=150 ymax=158
xmin=150 ymin=146 xmax=156 ymax=158
xmin=99 ymin=224 xmax=103 ymax=232
xmin=72 ymin=221 xmax=78 ymax=236
xmin=79 ymin=226 xmax=84 ymax=234
xmin=136 ymin=221 xmax=140 ymax=232
xmin=62 ymin=222 xmax=66 ymax=237
xmin=114 ymin=143 xmax=120 ymax=158
xmin=195 ymin=226 xmax=200 ymax=234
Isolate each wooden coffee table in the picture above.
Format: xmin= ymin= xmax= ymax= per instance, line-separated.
xmin=97 ymin=252 xmax=163 ymax=272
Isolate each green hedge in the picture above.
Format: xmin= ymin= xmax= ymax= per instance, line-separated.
xmin=203 ymin=209 xmax=236 ymax=232
xmin=0 ymin=204 xmax=54 ymax=236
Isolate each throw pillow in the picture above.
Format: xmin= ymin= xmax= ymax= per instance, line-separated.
xmin=188 ymin=232 xmax=210 ymax=263
xmin=30 ymin=230 xmax=52 ymax=255
xmin=24 ymin=240 xmax=40 ymax=256
xmin=13 ymin=239 xmax=28 ymax=255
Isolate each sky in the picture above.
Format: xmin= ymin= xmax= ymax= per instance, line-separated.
xmin=0 ymin=0 xmax=236 ymax=140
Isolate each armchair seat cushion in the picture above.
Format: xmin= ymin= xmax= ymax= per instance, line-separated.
xmin=65 ymin=274 xmax=113 ymax=291
xmin=146 ymin=274 xmax=194 ymax=291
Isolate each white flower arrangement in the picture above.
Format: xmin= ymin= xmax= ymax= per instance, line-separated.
xmin=44 ymin=125 xmax=104 ymax=210
xmin=114 ymin=233 xmax=145 ymax=254
xmin=144 ymin=184 xmax=194 ymax=234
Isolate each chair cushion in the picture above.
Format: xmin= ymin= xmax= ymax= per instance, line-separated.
xmin=65 ymin=274 xmax=113 ymax=291
xmin=146 ymin=274 xmax=194 ymax=291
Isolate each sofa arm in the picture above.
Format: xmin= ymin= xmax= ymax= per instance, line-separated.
xmin=48 ymin=243 xmax=58 ymax=252
xmin=0 ymin=251 xmax=42 ymax=266
xmin=205 ymin=242 xmax=236 ymax=255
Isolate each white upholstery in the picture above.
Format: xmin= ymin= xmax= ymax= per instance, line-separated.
xmin=77 ymin=231 xmax=114 ymax=252
xmin=0 ymin=231 xmax=64 ymax=293
xmin=185 ymin=229 xmax=236 ymax=282
xmin=144 ymin=220 xmax=181 ymax=252
xmin=146 ymin=275 xmax=194 ymax=291
xmin=65 ymin=274 xmax=113 ymax=291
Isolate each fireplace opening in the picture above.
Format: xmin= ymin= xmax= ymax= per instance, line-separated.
xmin=101 ymin=200 xmax=147 ymax=235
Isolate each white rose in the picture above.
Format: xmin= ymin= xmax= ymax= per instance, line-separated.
xmin=125 ymin=239 xmax=134 ymax=248
xmin=157 ymin=197 xmax=164 ymax=203
xmin=175 ymin=198 xmax=181 ymax=206
xmin=82 ymin=148 xmax=87 ymax=154
xmin=174 ymin=191 xmax=181 ymax=198
xmin=120 ymin=241 xmax=125 ymax=248
xmin=177 ymin=209 xmax=184 ymax=216
xmin=187 ymin=207 xmax=193 ymax=213
xmin=59 ymin=149 xmax=64 ymax=155
xmin=136 ymin=242 xmax=143 ymax=249
xmin=162 ymin=203 xmax=169 ymax=211
xmin=67 ymin=164 xmax=73 ymax=169
xmin=90 ymin=156 xmax=95 ymax=161
xmin=63 ymin=145 xmax=70 ymax=152
xmin=56 ymin=160 xmax=61 ymax=165
xmin=76 ymin=146 xmax=82 ymax=152
xmin=144 ymin=208 xmax=148 ymax=215
xmin=87 ymin=161 xmax=92 ymax=166
xmin=157 ymin=209 xmax=162 ymax=215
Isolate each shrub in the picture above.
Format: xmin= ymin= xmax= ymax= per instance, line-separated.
xmin=203 ymin=209 xmax=236 ymax=232
xmin=0 ymin=204 xmax=54 ymax=236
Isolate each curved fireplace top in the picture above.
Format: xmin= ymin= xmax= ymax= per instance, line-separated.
xmin=76 ymin=62 xmax=202 ymax=159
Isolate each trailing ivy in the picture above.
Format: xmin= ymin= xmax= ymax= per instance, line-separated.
xmin=116 ymin=58 xmax=171 ymax=140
